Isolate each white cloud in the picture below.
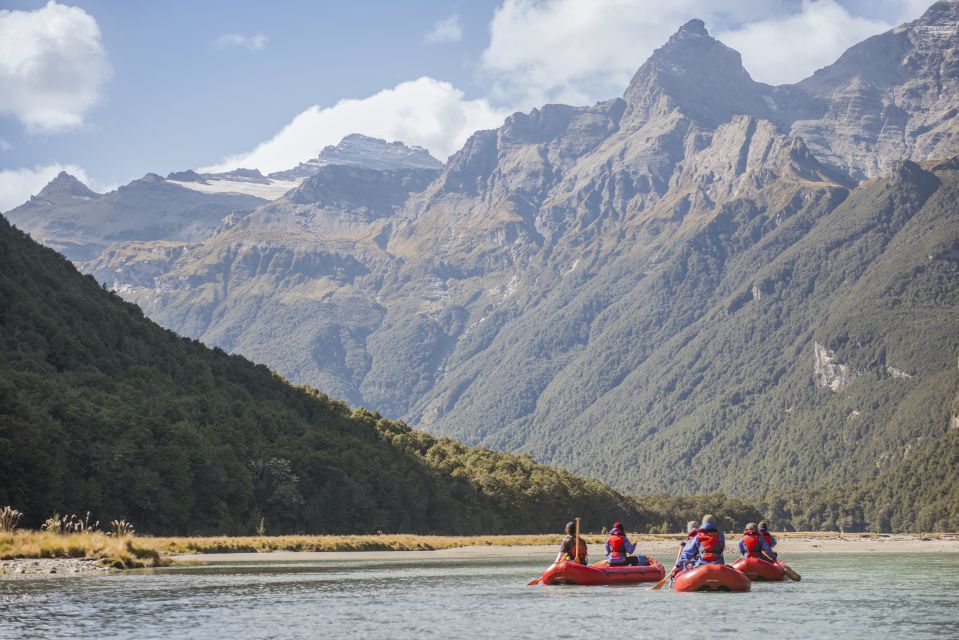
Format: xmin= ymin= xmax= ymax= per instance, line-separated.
xmin=200 ymin=77 xmax=508 ymax=174
xmin=718 ymin=1 xmax=891 ymax=84
xmin=0 ymin=163 xmax=90 ymax=212
xmin=213 ymin=33 xmax=269 ymax=50
xmin=480 ymin=0 xmax=900 ymax=107
xmin=0 ymin=1 xmax=110 ymax=133
xmin=425 ymin=15 xmax=464 ymax=44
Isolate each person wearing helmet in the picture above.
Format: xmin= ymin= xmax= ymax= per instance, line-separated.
xmin=557 ymin=521 xmax=588 ymax=564
xmin=675 ymin=514 xmax=726 ymax=571
xmin=605 ymin=521 xmax=641 ymax=566
xmin=757 ymin=521 xmax=778 ymax=559
xmin=685 ymin=520 xmax=699 ymax=541
xmin=739 ymin=522 xmax=775 ymax=560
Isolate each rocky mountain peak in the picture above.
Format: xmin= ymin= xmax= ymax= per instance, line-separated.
xmin=269 ymin=134 xmax=443 ymax=180
xmin=622 ymin=19 xmax=769 ymax=127
xmin=317 ymin=134 xmax=442 ymax=170
xmin=914 ymin=0 xmax=959 ymax=28
xmin=36 ymin=171 xmax=99 ymax=201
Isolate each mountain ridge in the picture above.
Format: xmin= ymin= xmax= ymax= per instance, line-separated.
xmin=8 ymin=4 xmax=959 ymax=502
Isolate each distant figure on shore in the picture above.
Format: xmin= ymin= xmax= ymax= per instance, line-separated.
xmin=605 ymin=521 xmax=642 ymax=566
xmin=557 ymin=521 xmax=588 ymax=565
xmin=675 ymin=514 xmax=725 ymax=570
xmin=738 ymin=522 xmax=775 ymax=560
xmin=758 ymin=521 xmax=778 ymax=559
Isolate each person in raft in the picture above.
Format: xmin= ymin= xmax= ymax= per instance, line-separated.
xmin=685 ymin=520 xmax=699 ymax=541
xmin=605 ymin=521 xmax=643 ymax=566
xmin=738 ymin=522 xmax=775 ymax=560
xmin=675 ymin=514 xmax=726 ymax=571
xmin=557 ymin=521 xmax=588 ymax=565
xmin=758 ymin=521 xmax=778 ymax=559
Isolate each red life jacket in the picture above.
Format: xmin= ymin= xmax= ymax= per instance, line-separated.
xmin=760 ymin=531 xmax=774 ymax=546
xmin=686 ymin=529 xmax=698 ymax=541
xmin=607 ymin=532 xmax=627 ymax=563
xmin=572 ymin=539 xmax=588 ymax=563
xmin=741 ymin=531 xmax=762 ymax=557
xmin=564 ymin=537 xmax=588 ymax=563
xmin=697 ymin=529 xmax=722 ymax=563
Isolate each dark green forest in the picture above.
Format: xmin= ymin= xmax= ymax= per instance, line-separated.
xmin=0 ymin=214 xmax=663 ymax=535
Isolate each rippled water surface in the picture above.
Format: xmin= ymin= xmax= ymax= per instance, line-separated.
xmin=2 ymin=553 xmax=958 ymax=639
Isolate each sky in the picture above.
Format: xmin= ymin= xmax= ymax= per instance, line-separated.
xmin=0 ymin=0 xmax=936 ymax=211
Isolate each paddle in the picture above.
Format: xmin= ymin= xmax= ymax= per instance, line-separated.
xmin=574 ymin=517 xmax=582 ymax=564
xmin=650 ymin=541 xmax=685 ymax=590
xmin=759 ymin=550 xmax=801 ymax=581
xmin=776 ymin=559 xmax=801 ymax=581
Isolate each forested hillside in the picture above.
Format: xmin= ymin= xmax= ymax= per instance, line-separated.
xmin=762 ymin=429 xmax=959 ymax=532
xmin=0 ymin=214 xmax=655 ymax=535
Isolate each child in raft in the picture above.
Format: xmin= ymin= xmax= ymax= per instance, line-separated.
xmin=605 ymin=521 xmax=645 ymax=566
xmin=758 ymin=521 xmax=778 ymax=559
xmin=738 ymin=522 xmax=775 ymax=560
xmin=557 ymin=521 xmax=588 ymax=564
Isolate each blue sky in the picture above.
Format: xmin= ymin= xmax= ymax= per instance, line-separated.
xmin=0 ymin=0 xmax=935 ymax=209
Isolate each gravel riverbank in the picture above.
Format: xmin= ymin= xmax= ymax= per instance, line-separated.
xmin=0 ymin=558 xmax=110 ymax=579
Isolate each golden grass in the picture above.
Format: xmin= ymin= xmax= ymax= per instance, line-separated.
xmin=0 ymin=531 xmax=166 ymax=569
xmin=126 ymin=532 xmax=686 ymax=555
xmin=5 ymin=530 xmax=910 ymax=568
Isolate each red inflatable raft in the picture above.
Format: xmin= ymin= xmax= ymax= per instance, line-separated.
xmin=672 ymin=563 xmax=751 ymax=592
xmin=538 ymin=558 xmax=665 ymax=585
xmin=732 ymin=557 xmax=786 ymax=582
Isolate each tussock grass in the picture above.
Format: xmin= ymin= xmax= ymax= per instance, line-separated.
xmin=132 ymin=532 xmax=679 ymax=555
xmin=0 ymin=507 xmax=22 ymax=533
xmin=0 ymin=531 xmax=167 ymax=569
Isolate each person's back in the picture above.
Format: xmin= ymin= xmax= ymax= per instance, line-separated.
xmin=694 ymin=522 xmax=725 ymax=565
xmin=558 ymin=521 xmax=588 ymax=565
xmin=605 ymin=522 xmax=637 ymax=566
xmin=738 ymin=523 xmax=773 ymax=559
xmin=676 ymin=514 xmax=725 ymax=570
xmin=757 ymin=521 xmax=777 ymax=559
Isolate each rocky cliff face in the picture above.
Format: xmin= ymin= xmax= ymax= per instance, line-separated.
xmin=9 ymin=5 xmax=959 ymax=496
xmin=782 ymin=0 xmax=959 ymax=180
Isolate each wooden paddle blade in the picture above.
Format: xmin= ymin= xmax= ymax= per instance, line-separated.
xmin=779 ymin=562 xmax=801 ymax=581
xmin=528 ymin=578 xmax=541 ymax=585
xmin=649 ymin=577 xmax=669 ymax=590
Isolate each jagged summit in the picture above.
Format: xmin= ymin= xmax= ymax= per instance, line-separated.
xmin=676 ymin=17 xmax=708 ymax=36
xmin=622 ymin=18 xmax=770 ymax=127
xmin=36 ymin=171 xmax=99 ymax=201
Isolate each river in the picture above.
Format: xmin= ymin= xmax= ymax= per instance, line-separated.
xmin=2 ymin=552 xmax=957 ymax=638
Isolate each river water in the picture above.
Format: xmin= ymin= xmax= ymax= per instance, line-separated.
xmin=2 ymin=552 xmax=957 ymax=639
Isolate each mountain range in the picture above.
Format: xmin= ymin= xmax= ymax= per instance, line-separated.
xmin=5 ymin=2 xmax=958 ymax=504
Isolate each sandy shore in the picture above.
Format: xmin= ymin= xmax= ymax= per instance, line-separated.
xmin=171 ymin=533 xmax=959 ymax=564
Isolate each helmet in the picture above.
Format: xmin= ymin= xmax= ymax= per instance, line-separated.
xmin=758 ymin=521 xmax=768 ymax=531
xmin=745 ymin=522 xmax=757 ymax=532
xmin=565 ymin=521 xmax=575 ymax=536
xmin=686 ymin=520 xmax=699 ymax=533
xmin=612 ymin=521 xmax=623 ymax=531
xmin=702 ymin=514 xmax=715 ymax=525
